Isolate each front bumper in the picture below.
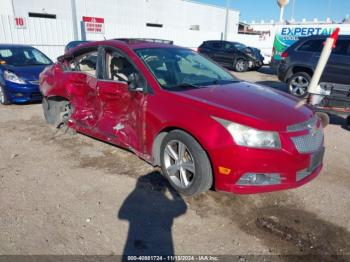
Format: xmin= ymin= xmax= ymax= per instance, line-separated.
xmin=277 ymin=62 xmax=292 ymax=83
xmin=4 ymin=80 xmax=42 ymax=103
xmin=248 ymin=59 xmax=263 ymax=69
xmin=212 ymin=128 xmax=324 ymax=194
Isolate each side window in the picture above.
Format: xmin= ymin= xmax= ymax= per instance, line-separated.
xmin=298 ymin=39 xmax=324 ymax=52
xmin=104 ymin=50 xmax=138 ymax=82
xmin=210 ymin=42 xmax=223 ymax=49
xmin=0 ymin=49 xmax=13 ymax=64
xmin=74 ymin=51 xmax=98 ymax=76
xmin=332 ymin=40 xmax=350 ymax=56
xmin=0 ymin=49 xmax=12 ymax=58
xmin=223 ymin=43 xmax=234 ymax=50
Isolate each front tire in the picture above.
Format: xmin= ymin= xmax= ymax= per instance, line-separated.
xmin=233 ymin=59 xmax=248 ymax=72
xmin=0 ymin=85 xmax=10 ymax=105
xmin=287 ymin=72 xmax=311 ymax=98
xmin=160 ymin=130 xmax=213 ymax=196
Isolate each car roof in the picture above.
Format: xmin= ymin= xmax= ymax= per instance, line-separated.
xmin=286 ymin=34 xmax=350 ymax=51
xmin=298 ymin=34 xmax=350 ymax=41
xmin=63 ymin=39 xmax=183 ymax=56
xmin=203 ymin=40 xmax=242 ymax=45
xmin=0 ymin=44 xmax=33 ymax=48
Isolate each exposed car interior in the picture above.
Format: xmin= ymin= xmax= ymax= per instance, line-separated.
xmin=73 ymin=51 xmax=98 ymax=75
xmin=105 ymin=52 xmax=137 ymax=82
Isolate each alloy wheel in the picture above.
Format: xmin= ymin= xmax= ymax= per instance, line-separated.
xmin=163 ymin=140 xmax=196 ymax=189
xmin=236 ymin=60 xmax=245 ymax=72
xmin=290 ymin=76 xmax=309 ymax=96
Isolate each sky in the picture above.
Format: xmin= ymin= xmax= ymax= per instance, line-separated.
xmin=196 ymin=0 xmax=350 ymax=23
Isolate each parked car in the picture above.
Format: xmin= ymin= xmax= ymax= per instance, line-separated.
xmin=115 ymin=38 xmax=173 ymax=45
xmin=0 ymin=44 xmax=52 ymax=105
xmin=40 ymin=40 xmax=324 ymax=196
xmin=65 ymin=40 xmax=91 ymax=52
xmin=197 ymin=40 xmax=264 ymax=72
xmin=277 ymin=35 xmax=350 ymax=97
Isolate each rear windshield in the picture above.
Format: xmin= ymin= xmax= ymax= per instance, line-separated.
xmin=0 ymin=47 xmax=52 ymax=66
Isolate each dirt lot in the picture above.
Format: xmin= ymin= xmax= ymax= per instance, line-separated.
xmin=1 ymin=68 xmax=350 ymax=260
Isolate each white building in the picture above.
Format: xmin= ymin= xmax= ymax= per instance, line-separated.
xmin=0 ymin=0 xmax=239 ymax=59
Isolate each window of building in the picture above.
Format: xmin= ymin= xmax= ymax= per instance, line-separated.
xmin=146 ymin=23 xmax=163 ymax=28
xmin=28 ymin=12 xmax=56 ymax=19
xmin=190 ymin=25 xmax=200 ymax=31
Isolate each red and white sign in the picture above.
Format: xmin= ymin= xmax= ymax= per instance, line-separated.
xmin=14 ymin=17 xmax=26 ymax=29
xmin=82 ymin=16 xmax=105 ymax=34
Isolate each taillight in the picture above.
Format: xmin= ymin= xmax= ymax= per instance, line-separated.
xmin=197 ymin=47 xmax=203 ymax=53
xmin=281 ymin=51 xmax=288 ymax=58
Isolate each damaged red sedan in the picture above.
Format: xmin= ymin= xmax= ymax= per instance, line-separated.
xmin=39 ymin=40 xmax=325 ymax=196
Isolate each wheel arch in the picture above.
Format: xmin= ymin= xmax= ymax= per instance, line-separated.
xmin=151 ymin=126 xmax=216 ymax=190
xmin=291 ymin=65 xmax=314 ymax=77
xmin=152 ymin=126 xmax=213 ymax=167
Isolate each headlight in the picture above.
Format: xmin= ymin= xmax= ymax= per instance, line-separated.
xmin=213 ymin=117 xmax=281 ymax=149
xmin=4 ymin=70 xmax=26 ymax=84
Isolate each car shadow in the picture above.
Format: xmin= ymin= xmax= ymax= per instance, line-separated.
xmin=328 ymin=114 xmax=350 ymax=131
xmin=118 ymin=171 xmax=187 ymax=259
xmin=257 ymin=66 xmax=277 ymax=75
xmin=255 ymin=80 xmax=289 ymax=93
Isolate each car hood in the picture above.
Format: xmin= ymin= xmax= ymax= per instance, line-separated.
xmin=0 ymin=64 xmax=49 ymax=81
xmin=173 ymin=81 xmax=313 ymax=131
xmin=242 ymin=47 xmax=263 ymax=61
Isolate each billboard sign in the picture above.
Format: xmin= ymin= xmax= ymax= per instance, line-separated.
xmin=273 ymin=25 xmax=337 ymax=60
xmin=83 ymin=16 xmax=105 ymax=34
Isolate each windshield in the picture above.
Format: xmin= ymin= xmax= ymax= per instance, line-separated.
xmin=0 ymin=47 xmax=52 ymax=66
xmin=233 ymin=43 xmax=247 ymax=50
xmin=135 ymin=48 xmax=237 ymax=89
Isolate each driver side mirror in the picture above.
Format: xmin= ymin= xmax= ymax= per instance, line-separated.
xmin=128 ymin=72 xmax=145 ymax=92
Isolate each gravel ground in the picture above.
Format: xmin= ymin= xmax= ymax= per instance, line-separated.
xmin=0 ymin=67 xmax=349 ymax=260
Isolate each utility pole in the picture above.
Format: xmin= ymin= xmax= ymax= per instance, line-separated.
xmin=71 ymin=0 xmax=79 ymax=40
xmin=224 ymin=0 xmax=230 ymax=40
xmin=11 ymin=0 xmax=16 ymax=16
xmin=327 ymin=0 xmax=332 ymax=19
xmin=291 ymin=0 xmax=295 ymax=20
xmin=277 ymin=0 xmax=289 ymax=23
xmin=279 ymin=7 xmax=284 ymax=22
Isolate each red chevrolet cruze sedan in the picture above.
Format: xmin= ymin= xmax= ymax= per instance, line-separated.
xmin=39 ymin=40 xmax=325 ymax=196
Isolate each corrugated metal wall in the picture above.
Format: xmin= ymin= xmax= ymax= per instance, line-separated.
xmin=0 ymin=15 xmax=74 ymax=60
xmin=0 ymin=14 xmax=229 ymax=61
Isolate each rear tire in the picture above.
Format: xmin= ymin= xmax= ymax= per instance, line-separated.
xmin=43 ymin=97 xmax=71 ymax=128
xmin=0 ymin=85 xmax=10 ymax=105
xmin=160 ymin=130 xmax=213 ymax=196
xmin=346 ymin=116 xmax=350 ymax=127
xmin=233 ymin=59 xmax=248 ymax=72
xmin=287 ymin=72 xmax=311 ymax=98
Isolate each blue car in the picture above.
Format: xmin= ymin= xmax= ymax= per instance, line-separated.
xmin=0 ymin=44 xmax=52 ymax=105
